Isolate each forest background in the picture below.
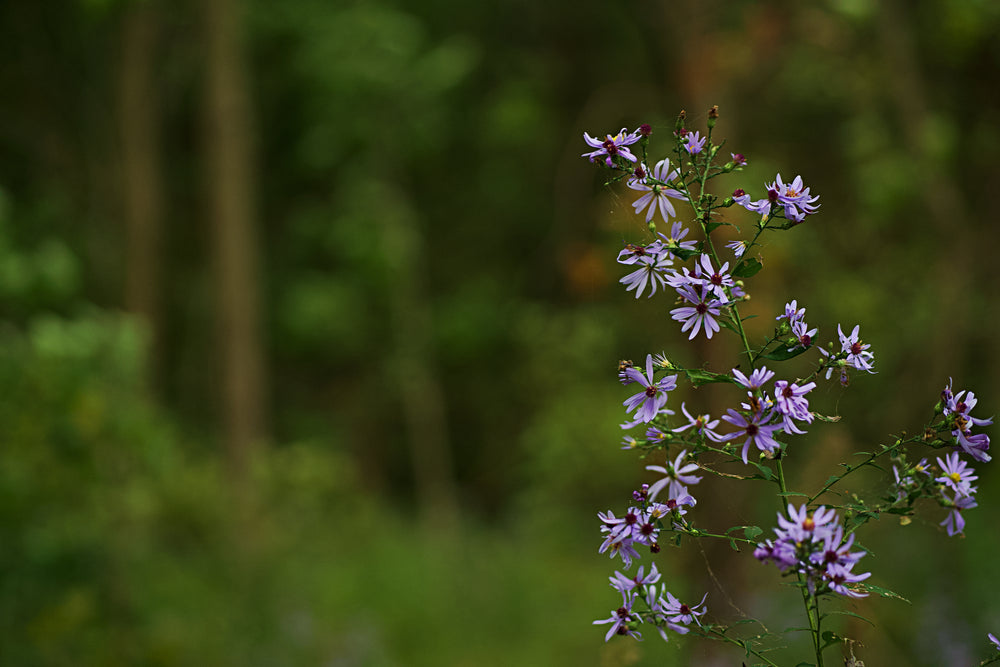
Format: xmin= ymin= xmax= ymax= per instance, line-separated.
xmin=1 ymin=0 xmax=999 ymax=665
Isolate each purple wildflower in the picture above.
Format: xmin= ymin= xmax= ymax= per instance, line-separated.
xmin=670 ymin=284 xmax=724 ymax=340
xmin=646 ymin=449 xmax=702 ymax=502
xmin=657 ymin=221 xmax=699 ymax=253
xmin=989 ymin=633 xmax=1000 ymax=650
xmin=582 ymin=128 xmax=641 ymax=167
xmin=935 ymin=452 xmax=977 ymax=496
xmin=617 ymin=240 xmax=666 ymax=265
xmin=661 ymin=592 xmax=707 ymax=629
xmin=732 ymin=188 xmax=771 ymax=218
xmin=725 ymin=239 xmax=746 ymax=258
xmin=683 ymin=131 xmax=707 ymax=155
xmin=673 ymin=402 xmax=724 ymax=442
xmin=619 ymin=250 xmax=673 ymax=299
xmin=720 ymin=408 xmax=782 ymax=464
xmin=790 ymin=319 xmax=818 ymax=350
xmin=732 ymin=366 xmax=775 ymax=391
xmin=694 ymin=253 xmax=734 ymax=300
xmin=593 ymin=590 xmax=642 ymax=641
xmin=824 ymin=563 xmax=871 ymax=598
xmin=765 ymin=173 xmax=820 ymax=222
xmin=943 ymin=379 xmax=993 ymax=462
xmin=773 ymin=380 xmax=816 ymax=434
xmin=730 ymin=152 xmax=747 ymax=166
xmin=628 ymin=159 xmax=686 ymax=223
xmin=776 ymin=300 xmax=806 ymax=325
xmin=622 ymin=354 xmax=678 ymax=423
xmin=609 ymin=564 xmax=661 ymax=599
xmin=940 ymin=491 xmax=978 ymax=536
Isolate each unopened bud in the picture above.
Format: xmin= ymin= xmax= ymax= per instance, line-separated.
xmin=675 ymin=110 xmax=686 ymax=132
xmin=638 ymin=123 xmax=652 ymax=137
xmin=647 ymin=220 xmax=657 ymax=234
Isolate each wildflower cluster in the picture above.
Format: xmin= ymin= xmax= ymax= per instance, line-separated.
xmin=754 ymin=504 xmax=870 ymax=598
xmin=581 ymin=109 xmax=994 ymax=664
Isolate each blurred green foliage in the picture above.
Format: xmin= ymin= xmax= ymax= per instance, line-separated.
xmin=0 ymin=0 xmax=998 ymax=664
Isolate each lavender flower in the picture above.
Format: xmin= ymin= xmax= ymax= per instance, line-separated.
xmin=620 ymin=251 xmax=674 ymax=299
xmin=694 ymin=253 xmax=735 ymax=300
xmin=838 ymin=324 xmax=875 ymax=372
xmin=622 ymin=354 xmax=678 ymax=423
xmin=776 ymin=300 xmax=806 ymax=325
xmin=661 ymin=592 xmax=707 ymax=629
xmin=824 ymin=563 xmax=871 ymax=598
xmin=657 ymin=221 xmax=699 ymax=254
xmin=790 ymin=319 xmax=818 ymax=350
xmin=733 ymin=366 xmax=775 ymax=391
xmin=582 ymin=128 xmax=641 ymax=167
xmin=730 ymin=152 xmax=747 ymax=166
xmin=670 ymin=284 xmax=724 ymax=340
xmin=720 ymin=408 xmax=782 ymax=464
xmin=935 ymin=452 xmax=977 ymax=496
xmin=683 ymin=130 xmax=707 ymax=154
xmin=765 ymin=173 xmax=820 ymax=222
xmin=725 ymin=239 xmax=746 ymax=258
xmin=628 ymin=159 xmax=686 ymax=223
xmin=732 ymin=188 xmax=771 ymax=218
xmin=940 ymin=491 xmax=978 ymax=536
xmin=989 ymin=633 xmax=1000 ymax=650
xmin=646 ymin=449 xmax=702 ymax=502
xmin=617 ymin=240 xmax=666 ymax=265
xmin=773 ymin=380 xmax=816 ymax=434
xmin=673 ymin=402 xmax=724 ymax=442
xmin=943 ymin=378 xmax=993 ymax=462
xmin=593 ymin=590 xmax=642 ymax=641
xmin=609 ymin=564 xmax=661 ymax=598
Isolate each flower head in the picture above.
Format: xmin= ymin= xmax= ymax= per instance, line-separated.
xmin=670 ymin=284 xmax=724 ymax=340
xmin=683 ymin=130 xmax=707 ymax=154
xmin=622 ymin=354 xmax=678 ymax=423
xmin=582 ymin=128 xmax=641 ymax=167
xmin=628 ymin=159 xmax=686 ymax=223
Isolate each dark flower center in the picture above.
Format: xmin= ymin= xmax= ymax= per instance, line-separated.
xmin=695 ymin=303 xmax=708 ymax=314
xmin=625 ymin=512 xmax=638 ymax=525
xmin=746 ymin=424 xmax=759 ymax=436
xmin=783 ymin=386 xmax=794 ymax=398
xmin=603 ymin=139 xmax=619 ymax=155
xmin=800 ymin=334 xmax=812 ymax=346
xmin=850 ymin=342 xmax=863 ymax=355
xmin=956 ymin=401 xmax=968 ymax=413
xmin=733 ymin=188 xmax=746 ymax=198
xmin=640 ymin=523 xmax=655 ymax=536
xmin=645 ymin=385 xmax=658 ymax=398
xmin=679 ymin=604 xmax=690 ymax=614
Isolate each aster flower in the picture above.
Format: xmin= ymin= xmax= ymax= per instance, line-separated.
xmin=693 ymin=253 xmax=734 ymax=300
xmin=619 ymin=250 xmax=674 ymax=299
xmin=732 ymin=188 xmax=771 ymax=218
xmin=790 ymin=319 xmax=818 ymax=350
xmin=673 ymin=402 xmax=724 ymax=442
xmin=670 ymin=284 xmax=724 ymax=340
xmin=660 ymin=591 xmax=707 ymax=629
xmin=935 ymin=452 xmax=977 ymax=496
xmin=609 ymin=564 xmax=661 ymax=598
xmin=939 ymin=491 xmax=977 ymax=536
xmin=725 ymin=239 xmax=746 ymax=258
xmin=646 ymin=449 xmax=702 ymax=502
xmin=720 ymin=408 xmax=782 ymax=464
xmin=645 ymin=426 xmax=670 ymax=445
xmin=617 ymin=240 xmax=666 ymax=265
xmin=683 ymin=131 xmax=707 ymax=155
xmin=943 ymin=379 xmax=993 ymax=462
xmin=989 ymin=633 xmax=1000 ymax=650
xmin=776 ymin=300 xmax=806 ymax=325
xmin=824 ymin=563 xmax=871 ymax=598
xmin=622 ymin=354 xmax=679 ymax=423
xmin=809 ymin=524 xmax=865 ymax=571
xmin=582 ymin=128 xmax=641 ymax=167
xmin=732 ymin=366 xmax=775 ymax=391
xmin=598 ymin=531 xmax=641 ymax=567
xmin=730 ymin=152 xmax=747 ymax=166
xmin=594 ymin=590 xmax=642 ymax=641
xmin=776 ymin=504 xmax=837 ymax=543
xmin=765 ymin=173 xmax=820 ymax=222
xmin=628 ymin=159 xmax=686 ymax=223
xmin=657 ymin=221 xmax=699 ymax=254
xmin=833 ymin=324 xmax=875 ymax=373
xmin=773 ymin=380 xmax=816 ymax=434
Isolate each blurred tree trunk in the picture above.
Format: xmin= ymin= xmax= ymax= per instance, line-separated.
xmin=119 ymin=1 xmax=165 ymax=391
xmin=203 ymin=0 xmax=268 ymax=477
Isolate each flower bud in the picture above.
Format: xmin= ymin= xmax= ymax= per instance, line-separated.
xmin=675 ymin=110 xmax=686 ymax=132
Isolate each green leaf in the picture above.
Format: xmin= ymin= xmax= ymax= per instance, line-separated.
xmin=820 ymin=630 xmax=843 ymax=650
xmin=760 ymin=344 xmax=810 ymax=362
xmin=732 ymin=258 xmax=763 ymax=278
xmin=684 ymin=369 xmax=737 ymax=387
xmin=777 ymin=491 xmax=809 ymax=498
xmin=854 ymin=583 xmax=910 ymax=604
xmin=743 ymin=525 xmax=763 ymax=540
xmin=750 ymin=462 xmax=773 ymax=481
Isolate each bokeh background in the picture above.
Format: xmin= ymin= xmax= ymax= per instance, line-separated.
xmin=1 ymin=0 xmax=999 ymax=664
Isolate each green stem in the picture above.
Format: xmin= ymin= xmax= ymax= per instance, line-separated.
xmin=700 ymin=626 xmax=782 ymax=667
